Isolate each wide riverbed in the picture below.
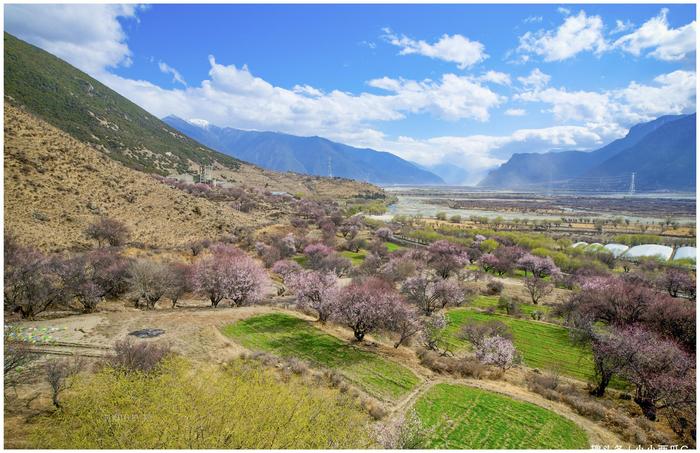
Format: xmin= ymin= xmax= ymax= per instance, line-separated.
xmin=373 ymin=187 xmax=696 ymax=224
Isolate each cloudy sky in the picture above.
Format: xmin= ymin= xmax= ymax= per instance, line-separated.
xmin=4 ymin=3 xmax=696 ymax=184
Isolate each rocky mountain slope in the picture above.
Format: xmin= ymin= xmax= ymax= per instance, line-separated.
xmin=163 ymin=115 xmax=444 ymax=185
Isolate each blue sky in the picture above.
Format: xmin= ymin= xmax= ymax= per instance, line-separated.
xmin=5 ymin=3 xmax=697 ymax=183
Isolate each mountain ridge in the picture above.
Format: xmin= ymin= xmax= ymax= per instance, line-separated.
xmin=163 ymin=115 xmax=445 ymax=185
xmin=478 ymin=113 xmax=695 ymax=191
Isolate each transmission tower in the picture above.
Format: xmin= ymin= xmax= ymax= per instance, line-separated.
xmin=628 ymin=172 xmax=636 ymax=196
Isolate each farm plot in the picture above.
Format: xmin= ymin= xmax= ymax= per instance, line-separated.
xmin=221 ymin=313 xmax=420 ymax=400
xmin=469 ymin=295 xmax=552 ymax=317
xmin=443 ymin=309 xmax=593 ymax=381
xmin=414 ymin=383 xmax=589 ymax=449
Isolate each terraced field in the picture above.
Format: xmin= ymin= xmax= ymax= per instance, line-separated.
xmin=443 ymin=308 xmax=593 ymax=381
xmin=414 ymin=383 xmax=589 ymax=449
xmin=221 ymin=313 xmax=420 ymax=400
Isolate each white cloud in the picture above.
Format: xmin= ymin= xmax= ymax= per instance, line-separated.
xmin=367 ymin=74 xmax=503 ymax=121
xmin=523 ymin=16 xmax=543 ymax=24
xmin=516 ymin=87 xmax=612 ymax=123
xmin=517 ymin=68 xmax=551 ymax=90
xmin=505 ymin=108 xmax=526 ymax=116
xmin=479 ymin=70 xmax=511 ymax=86
xmin=383 ymin=29 xmax=487 ymax=69
xmin=515 ymin=69 xmax=696 ymax=124
xmin=158 ymin=61 xmax=187 ymax=86
xmin=518 ymin=10 xmax=608 ymax=61
xmin=612 ymin=70 xmax=697 ymax=122
xmin=4 ymin=4 xmax=141 ymax=74
xmin=557 ymin=7 xmax=571 ymax=16
xmin=613 ymin=9 xmax=696 ymax=61
xmin=611 ymin=19 xmax=634 ymax=35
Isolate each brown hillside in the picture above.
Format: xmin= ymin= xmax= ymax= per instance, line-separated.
xmin=4 ymin=103 xmax=259 ymax=251
xmin=4 ymin=104 xmax=385 ymax=251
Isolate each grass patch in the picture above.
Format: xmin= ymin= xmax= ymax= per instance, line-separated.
xmin=443 ymin=309 xmax=593 ymax=382
xmin=340 ymin=250 xmax=367 ymax=265
xmin=385 ymin=242 xmax=402 ymax=252
xmin=221 ymin=313 xmax=419 ymax=400
xmin=292 ymin=254 xmax=309 ymax=267
xmin=470 ymin=295 xmax=552 ymax=317
xmin=414 ymin=383 xmax=589 ymax=449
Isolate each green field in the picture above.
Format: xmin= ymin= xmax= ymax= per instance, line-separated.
xmin=385 ymin=242 xmax=402 ymax=252
xmin=414 ymin=383 xmax=589 ymax=449
xmin=443 ymin=309 xmax=593 ymax=381
xmin=470 ymin=295 xmax=552 ymax=317
xmin=340 ymin=250 xmax=367 ymax=265
xmin=221 ymin=313 xmax=420 ymax=400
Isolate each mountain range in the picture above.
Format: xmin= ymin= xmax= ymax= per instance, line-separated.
xmin=479 ymin=113 xmax=696 ymax=192
xmin=162 ymin=116 xmax=444 ymax=185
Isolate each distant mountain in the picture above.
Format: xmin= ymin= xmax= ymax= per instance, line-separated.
xmin=3 ymin=32 xmax=384 ymax=203
xmin=420 ymin=162 xmax=471 ymax=186
xmin=4 ymin=33 xmax=242 ymax=175
xmin=478 ymin=114 xmax=695 ymax=192
xmin=581 ymin=114 xmax=696 ymax=192
xmin=163 ymin=116 xmax=445 ymax=185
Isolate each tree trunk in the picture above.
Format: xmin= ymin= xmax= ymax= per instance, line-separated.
xmin=635 ymin=396 xmax=657 ymax=421
xmin=590 ymin=372 xmax=612 ymax=397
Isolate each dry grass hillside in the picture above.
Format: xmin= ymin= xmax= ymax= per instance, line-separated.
xmin=4 ymin=104 xmax=259 ymax=251
xmin=4 ymin=104 xmax=386 ymax=252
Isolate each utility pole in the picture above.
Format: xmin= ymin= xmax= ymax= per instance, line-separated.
xmin=628 ymin=172 xmax=636 ymax=196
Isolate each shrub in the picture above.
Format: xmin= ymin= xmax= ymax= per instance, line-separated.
xmin=4 ymin=239 xmax=66 ymax=319
xmin=110 ymin=338 xmax=171 ymax=372
xmin=458 ymin=319 xmax=512 ymax=346
xmin=474 ymin=335 xmax=518 ymax=371
xmin=84 ymin=217 xmax=129 ymax=247
xmin=497 ymin=295 xmax=520 ymax=316
xmin=485 ymin=280 xmax=503 ymax=295
xmin=375 ymin=409 xmax=430 ymax=449
xmin=45 ymin=357 xmax=84 ymax=408
xmin=127 ymin=260 xmax=177 ymax=310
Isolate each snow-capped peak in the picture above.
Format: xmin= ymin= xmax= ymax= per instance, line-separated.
xmin=188 ymin=118 xmax=210 ymax=128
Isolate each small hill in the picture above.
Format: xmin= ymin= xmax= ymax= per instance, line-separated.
xmin=479 ymin=114 xmax=693 ymax=190
xmin=4 ymin=104 xmax=260 ymax=252
xmin=163 ymin=115 xmax=444 ymax=185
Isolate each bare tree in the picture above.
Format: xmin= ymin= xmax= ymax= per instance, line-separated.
xmin=84 ymin=217 xmax=130 ymax=247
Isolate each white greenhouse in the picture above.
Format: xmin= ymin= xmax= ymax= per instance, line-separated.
xmin=604 ymin=243 xmax=629 ymax=257
xmin=623 ymin=244 xmax=674 ymax=261
xmin=673 ymin=246 xmax=697 ymax=262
